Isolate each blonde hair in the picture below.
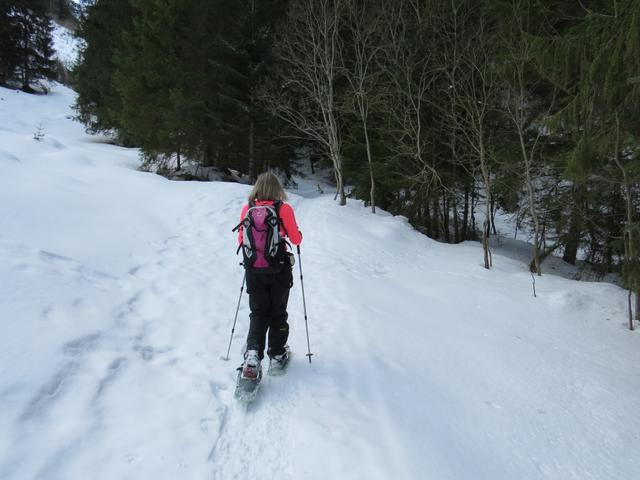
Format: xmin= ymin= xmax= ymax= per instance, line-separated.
xmin=249 ymin=172 xmax=288 ymax=203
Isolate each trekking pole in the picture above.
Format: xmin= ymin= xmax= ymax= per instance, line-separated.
xmin=296 ymin=245 xmax=314 ymax=363
xmin=223 ymin=272 xmax=246 ymax=361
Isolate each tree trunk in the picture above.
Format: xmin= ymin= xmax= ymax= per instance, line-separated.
xmin=479 ymin=131 xmax=492 ymax=268
xmin=248 ymin=117 xmax=256 ymax=181
xmin=413 ymin=193 xmax=422 ymax=225
xmin=482 ymin=174 xmax=491 ymax=268
xmin=443 ymin=189 xmax=450 ymax=243
xmin=482 ymin=220 xmax=490 ymax=269
xmin=453 ymin=193 xmax=459 ymax=244
xmin=329 ymin=137 xmax=346 ymax=205
xmin=462 ymin=186 xmax=469 ymax=241
xmin=363 ymin=122 xmax=376 ymax=213
xmin=22 ymin=45 xmax=30 ymax=92
xmin=176 ymin=147 xmax=181 ymax=171
xmin=604 ymin=192 xmax=620 ymax=272
xmin=471 ymin=184 xmax=477 ymax=241
xmin=432 ymin=196 xmax=440 ymax=240
xmin=424 ymin=200 xmax=432 ymax=237
xmin=516 ymin=126 xmax=542 ymax=274
xmin=336 ymin=170 xmax=346 ymax=205
xmin=490 ymin=193 xmax=497 ymax=235
xmin=628 ymin=290 xmax=635 ymax=331
xmin=562 ymin=194 xmax=582 ymax=265
xmin=532 ymin=228 xmax=541 ymax=276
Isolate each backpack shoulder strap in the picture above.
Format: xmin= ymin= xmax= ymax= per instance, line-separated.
xmin=232 ymin=203 xmax=251 ymax=232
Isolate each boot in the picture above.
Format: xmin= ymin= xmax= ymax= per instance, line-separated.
xmin=242 ymin=349 xmax=261 ymax=380
xmin=268 ymin=345 xmax=290 ymax=376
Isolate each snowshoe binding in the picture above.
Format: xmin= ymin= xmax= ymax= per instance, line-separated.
xmin=234 ymin=350 xmax=262 ymax=403
xmin=267 ymin=345 xmax=291 ymax=377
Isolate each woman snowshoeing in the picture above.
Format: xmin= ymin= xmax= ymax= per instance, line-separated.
xmin=235 ymin=172 xmax=302 ymax=379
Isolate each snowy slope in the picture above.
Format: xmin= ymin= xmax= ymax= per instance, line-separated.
xmin=1 ymin=85 xmax=639 ymax=480
xmin=52 ymin=24 xmax=81 ymax=70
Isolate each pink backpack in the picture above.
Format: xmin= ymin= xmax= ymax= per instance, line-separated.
xmin=233 ymin=201 xmax=288 ymax=272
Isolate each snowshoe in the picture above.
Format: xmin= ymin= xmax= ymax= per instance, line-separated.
xmin=234 ymin=350 xmax=262 ymax=402
xmin=267 ymin=345 xmax=291 ymax=377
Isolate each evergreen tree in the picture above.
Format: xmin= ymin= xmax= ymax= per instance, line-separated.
xmin=74 ymin=0 xmax=292 ymax=173
xmin=0 ymin=1 xmax=21 ymax=85
xmin=0 ymin=0 xmax=56 ymax=91
xmin=532 ymin=0 xmax=640 ymax=323
xmin=73 ymin=0 xmax=137 ymax=138
xmin=237 ymin=0 xmax=289 ymax=180
xmin=114 ymin=0 xmax=249 ymax=169
xmin=15 ymin=0 xmax=56 ymax=92
xmin=195 ymin=0 xmax=250 ymax=169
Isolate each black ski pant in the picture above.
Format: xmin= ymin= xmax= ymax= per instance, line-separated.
xmin=246 ymin=267 xmax=293 ymax=360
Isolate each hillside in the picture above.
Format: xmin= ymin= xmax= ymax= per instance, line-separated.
xmin=0 ymin=85 xmax=639 ymax=480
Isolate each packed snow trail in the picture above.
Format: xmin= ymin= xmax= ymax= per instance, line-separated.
xmin=1 ymin=85 xmax=640 ymax=480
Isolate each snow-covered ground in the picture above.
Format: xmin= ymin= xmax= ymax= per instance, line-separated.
xmin=1 ymin=85 xmax=639 ymax=480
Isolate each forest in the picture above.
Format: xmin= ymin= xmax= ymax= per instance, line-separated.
xmin=2 ymin=0 xmax=639 ymax=322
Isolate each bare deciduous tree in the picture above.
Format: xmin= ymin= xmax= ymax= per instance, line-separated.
xmin=341 ymin=0 xmax=385 ymax=213
xmin=500 ymin=0 xmax=556 ymax=277
xmin=260 ymin=0 xmax=347 ymax=205
xmin=613 ymin=112 xmax=639 ymax=329
xmin=381 ymin=1 xmax=441 ymax=198
xmin=454 ymin=15 xmax=498 ymax=269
